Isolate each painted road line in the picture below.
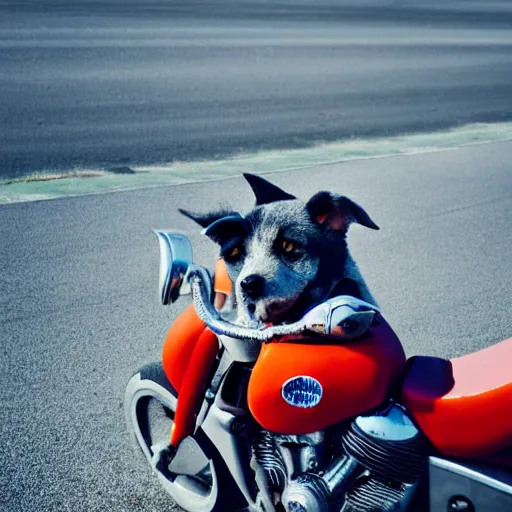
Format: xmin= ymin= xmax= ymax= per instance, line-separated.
xmin=1 ymin=122 xmax=512 ymax=205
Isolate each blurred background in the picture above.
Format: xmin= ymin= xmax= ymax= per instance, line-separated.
xmin=2 ymin=0 xmax=512 ymax=180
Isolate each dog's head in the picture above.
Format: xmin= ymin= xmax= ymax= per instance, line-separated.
xmin=180 ymin=174 xmax=379 ymax=325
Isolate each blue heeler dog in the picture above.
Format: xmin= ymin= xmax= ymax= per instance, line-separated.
xmin=180 ymin=174 xmax=379 ymax=326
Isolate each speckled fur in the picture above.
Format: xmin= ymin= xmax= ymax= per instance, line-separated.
xmin=180 ymin=175 xmax=378 ymax=325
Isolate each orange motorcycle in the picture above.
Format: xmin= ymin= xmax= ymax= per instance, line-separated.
xmin=125 ymin=232 xmax=512 ymax=512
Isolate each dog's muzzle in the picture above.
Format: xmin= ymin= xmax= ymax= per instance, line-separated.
xmin=240 ymin=274 xmax=266 ymax=300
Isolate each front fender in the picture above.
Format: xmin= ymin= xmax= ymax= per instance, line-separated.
xmin=162 ymin=304 xmax=220 ymax=446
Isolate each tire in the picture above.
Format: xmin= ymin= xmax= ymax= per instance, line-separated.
xmin=125 ymin=362 xmax=249 ymax=512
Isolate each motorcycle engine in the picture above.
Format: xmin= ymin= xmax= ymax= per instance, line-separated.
xmin=253 ymin=402 xmax=427 ymax=512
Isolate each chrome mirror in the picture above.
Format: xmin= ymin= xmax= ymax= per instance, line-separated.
xmin=154 ymin=231 xmax=193 ymax=305
xmin=302 ymin=296 xmax=378 ymax=339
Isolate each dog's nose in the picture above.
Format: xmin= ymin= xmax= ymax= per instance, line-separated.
xmin=240 ymin=274 xmax=265 ymax=300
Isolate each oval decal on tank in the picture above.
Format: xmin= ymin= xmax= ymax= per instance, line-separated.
xmin=281 ymin=376 xmax=323 ymax=408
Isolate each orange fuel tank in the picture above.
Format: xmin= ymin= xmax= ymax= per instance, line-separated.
xmin=247 ymin=317 xmax=406 ymax=434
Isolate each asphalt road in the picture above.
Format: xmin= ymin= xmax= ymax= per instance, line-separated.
xmin=2 ymin=0 xmax=512 ymax=179
xmin=1 ymin=141 xmax=512 ymax=511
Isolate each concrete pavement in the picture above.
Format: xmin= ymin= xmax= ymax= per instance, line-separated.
xmin=1 ymin=141 xmax=512 ymax=510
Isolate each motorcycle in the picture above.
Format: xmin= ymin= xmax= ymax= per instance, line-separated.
xmin=125 ymin=231 xmax=512 ymax=512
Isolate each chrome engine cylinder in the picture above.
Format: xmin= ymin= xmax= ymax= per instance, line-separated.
xmin=343 ymin=403 xmax=426 ymax=484
xmin=341 ymin=402 xmax=427 ymax=512
xmin=281 ymin=454 xmax=360 ymax=512
xmin=282 ymin=473 xmax=329 ymax=512
xmin=253 ymin=430 xmax=287 ymax=492
xmin=276 ymin=431 xmax=326 ymax=477
xmin=281 ymin=403 xmax=427 ymax=512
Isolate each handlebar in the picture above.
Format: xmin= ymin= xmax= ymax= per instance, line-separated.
xmin=187 ymin=265 xmax=379 ymax=342
xmin=153 ymin=230 xmax=378 ymax=343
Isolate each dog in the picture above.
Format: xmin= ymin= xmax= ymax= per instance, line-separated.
xmin=179 ymin=173 xmax=379 ymax=326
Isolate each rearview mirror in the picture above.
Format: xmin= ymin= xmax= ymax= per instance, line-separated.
xmin=154 ymin=231 xmax=193 ymax=305
xmin=303 ymin=296 xmax=378 ymax=339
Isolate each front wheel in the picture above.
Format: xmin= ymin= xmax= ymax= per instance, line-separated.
xmin=125 ymin=362 xmax=248 ymax=512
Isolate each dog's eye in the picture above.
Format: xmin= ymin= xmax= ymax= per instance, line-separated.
xmin=279 ymin=238 xmax=304 ymax=262
xmin=224 ymin=244 xmax=244 ymax=263
xmin=282 ymin=239 xmax=297 ymax=253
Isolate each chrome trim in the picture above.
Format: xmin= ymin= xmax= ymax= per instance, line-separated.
xmin=281 ymin=477 xmax=328 ymax=512
xmin=323 ymin=454 xmax=360 ymax=494
xmin=355 ymin=403 xmax=419 ymax=442
xmin=188 ymin=264 xmax=378 ymax=342
xmin=275 ymin=432 xmax=326 ymax=486
xmin=154 ymin=231 xmax=193 ymax=305
xmin=430 ymin=457 xmax=512 ymax=495
xmin=275 ymin=432 xmax=325 ymax=447
xmin=301 ymin=296 xmax=379 ymax=339
xmin=280 ymin=454 xmax=359 ymax=512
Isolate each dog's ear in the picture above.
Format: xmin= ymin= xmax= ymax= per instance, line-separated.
xmin=179 ymin=208 xmax=237 ymax=228
xmin=202 ymin=214 xmax=249 ymax=245
xmin=243 ymin=173 xmax=296 ymax=205
xmin=306 ymin=191 xmax=379 ymax=234
xmin=179 ymin=208 xmax=248 ymax=245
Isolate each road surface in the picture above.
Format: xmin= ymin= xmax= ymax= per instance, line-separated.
xmin=1 ymin=141 xmax=512 ymax=510
xmin=1 ymin=0 xmax=512 ymax=179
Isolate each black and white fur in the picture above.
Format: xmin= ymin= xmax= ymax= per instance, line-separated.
xmin=180 ymin=174 xmax=379 ymax=326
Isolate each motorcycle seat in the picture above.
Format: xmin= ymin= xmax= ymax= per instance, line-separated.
xmin=401 ymin=337 xmax=512 ymax=458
